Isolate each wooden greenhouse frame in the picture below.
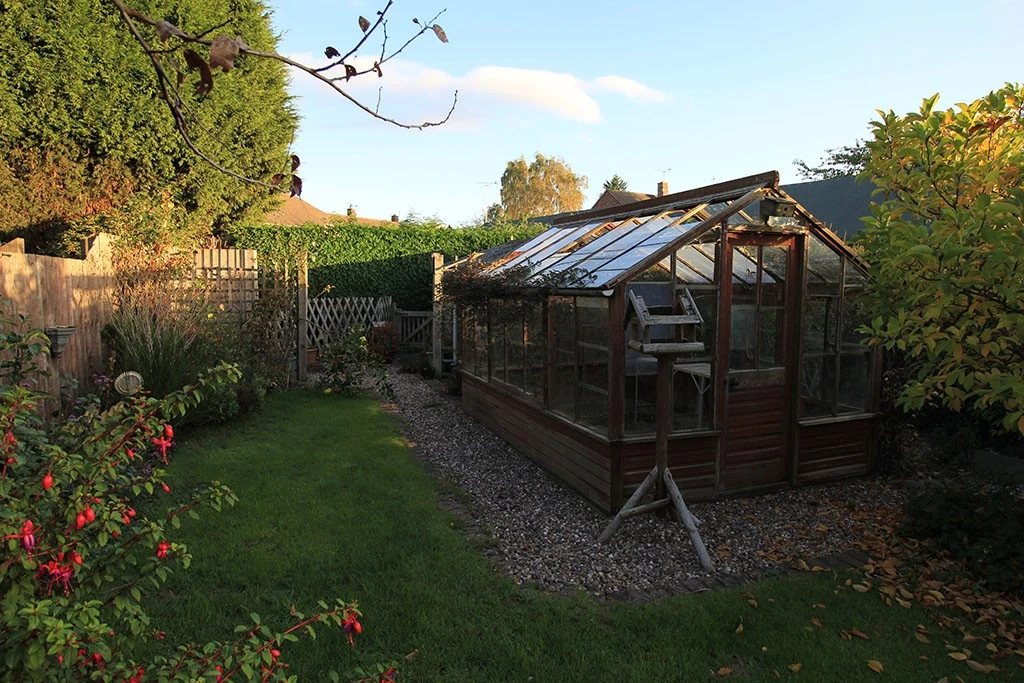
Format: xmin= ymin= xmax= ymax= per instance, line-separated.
xmin=453 ymin=171 xmax=882 ymax=515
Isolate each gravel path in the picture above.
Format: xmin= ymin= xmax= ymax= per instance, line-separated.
xmin=388 ymin=371 xmax=905 ymax=598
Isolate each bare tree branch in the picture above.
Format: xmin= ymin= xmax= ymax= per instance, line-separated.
xmin=106 ymin=0 xmax=456 ymax=190
xmin=109 ymin=0 xmax=275 ymax=188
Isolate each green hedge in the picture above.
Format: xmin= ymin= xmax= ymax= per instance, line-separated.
xmin=228 ymin=222 xmax=543 ymax=310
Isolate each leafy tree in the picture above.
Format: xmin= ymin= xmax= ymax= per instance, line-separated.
xmin=858 ymin=83 xmax=1024 ymax=435
xmin=603 ymin=174 xmax=629 ymax=191
xmin=0 ymin=0 xmax=297 ymax=253
xmin=793 ymin=142 xmax=869 ymax=180
xmin=499 ymin=154 xmax=588 ymax=219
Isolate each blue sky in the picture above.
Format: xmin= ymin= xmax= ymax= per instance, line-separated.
xmin=268 ymin=0 xmax=1022 ymax=225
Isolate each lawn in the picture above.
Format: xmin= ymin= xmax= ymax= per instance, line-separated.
xmin=140 ymin=391 xmax=1012 ymax=681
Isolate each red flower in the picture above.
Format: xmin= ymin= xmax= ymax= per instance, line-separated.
xmin=342 ymin=609 xmax=362 ymax=645
xmin=156 ymin=541 xmax=171 ymax=559
xmin=152 ymin=436 xmax=172 ymax=464
xmin=20 ymin=519 xmax=35 ymax=551
xmin=36 ymin=555 xmax=76 ymax=595
xmin=161 ymin=483 xmax=170 ymax=493
xmin=164 ymin=424 xmax=174 ymax=440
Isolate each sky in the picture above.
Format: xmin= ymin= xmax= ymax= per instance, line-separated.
xmin=267 ymin=0 xmax=1023 ymax=226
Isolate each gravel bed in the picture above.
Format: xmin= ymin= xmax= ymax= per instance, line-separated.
xmin=387 ymin=371 xmax=906 ymax=598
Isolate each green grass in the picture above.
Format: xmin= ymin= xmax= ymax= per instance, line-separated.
xmin=141 ymin=391 xmax=1012 ymax=681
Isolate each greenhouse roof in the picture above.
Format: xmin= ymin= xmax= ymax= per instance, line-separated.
xmin=484 ymin=171 xmax=839 ymax=290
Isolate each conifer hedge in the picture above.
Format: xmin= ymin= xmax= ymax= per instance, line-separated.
xmin=229 ymin=222 xmax=544 ymax=309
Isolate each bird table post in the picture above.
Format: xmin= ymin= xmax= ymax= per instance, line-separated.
xmin=654 ymin=352 xmax=675 ymax=503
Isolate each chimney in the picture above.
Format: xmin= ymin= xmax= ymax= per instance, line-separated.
xmin=657 ymin=181 xmax=669 ymax=197
xmin=391 ymin=214 xmax=400 ymax=223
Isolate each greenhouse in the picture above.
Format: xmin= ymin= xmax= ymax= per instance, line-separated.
xmin=454 ymin=171 xmax=881 ymax=514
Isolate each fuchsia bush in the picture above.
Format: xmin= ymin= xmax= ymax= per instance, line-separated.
xmin=0 ymin=310 xmax=380 ymax=681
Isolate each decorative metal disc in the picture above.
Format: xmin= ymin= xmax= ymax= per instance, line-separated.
xmin=114 ymin=371 xmax=144 ymax=396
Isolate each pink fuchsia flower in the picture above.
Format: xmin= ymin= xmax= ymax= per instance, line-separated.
xmin=164 ymin=424 xmax=174 ymax=440
xmin=152 ymin=436 xmax=172 ymax=464
xmin=342 ymin=609 xmax=362 ymax=645
xmin=35 ymin=556 xmax=76 ymax=595
xmin=20 ymin=520 xmax=35 ymax=551
xmin=156 ymin=541 xmax=171 ymax=559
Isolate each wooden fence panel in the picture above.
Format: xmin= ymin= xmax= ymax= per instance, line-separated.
xmin=0 ymin=234 xmax=116 ymax=403
xmin=0 ymin=237 xmax=273 ymax=406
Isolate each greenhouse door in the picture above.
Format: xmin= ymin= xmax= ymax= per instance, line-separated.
xmin=720 ymin=234 xmax=797 ymax=492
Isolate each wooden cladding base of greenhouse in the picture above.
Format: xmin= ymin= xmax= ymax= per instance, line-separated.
xmin=461 ymin=376 xmax=876 ymax=514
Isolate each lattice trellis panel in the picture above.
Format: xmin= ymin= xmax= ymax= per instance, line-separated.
xmin=307 ymin=296 xmax=395 ymax=349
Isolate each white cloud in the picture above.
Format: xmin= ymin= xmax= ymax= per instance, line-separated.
xmin=284 ymin=53 xmax=668 ymax=125
xmin=463 ymin=66 xmax=602 ymax=124
xmin=590 ymin=75 xmax=670 ymax=104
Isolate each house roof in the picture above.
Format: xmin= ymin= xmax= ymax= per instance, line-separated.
xmin=592 ymin=189 xmax=654 ymax=209
xmin=480 ymin=171 xmax=861 ymax=292
xmin=263 ymin=194 xmax=398 ymax=227
xmin=780 ymin=176 xmax=874 ymax=241
xmin=264 ymin=194 xmax=339 ymax=225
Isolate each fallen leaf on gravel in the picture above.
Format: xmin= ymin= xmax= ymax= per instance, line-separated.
xmin=816 ymin=524 xmax=829 ymax=532
xmin=716 ymin=667 xmax=733 ymax=676
xmin=916 ymin=632 xmax=931 ymax=643
xmin=852 ymin=583 xmax=872 ymax=593
xmin=405 ymin=649 xmax=419 ymax=660
xmin=735 ymin=621 xmax=744 ymax=634
xmin=867 ymin=660 xmax=884 ymax=673
xmin=742 ymin=591 xmax=758 ymax=608
xmin=965 ymin=660 xmax=998 ymax=673
xmin=949 ymin=652 xmax=969 ymax=661
xmin=788 ymin=663 xmax=802 ymax=672
xmin=851 ymin=628 xmax=870 ymax=640
xmin=986 ymin=643 xmax=997 ymax=653
xmin=813 ymin=603 xmax=826 ymax=609
xmin=811 ymin=617 xmax=823 ymax=627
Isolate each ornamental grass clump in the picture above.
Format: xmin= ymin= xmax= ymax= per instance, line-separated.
xmin=106 ymin=243 xmax=212 ymax=399
xmin=0 ymin=309 xmax=372 ymax=680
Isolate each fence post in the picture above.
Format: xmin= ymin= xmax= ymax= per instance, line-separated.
xmin=431 ymin=253 xmax=444 ymax=377
xmin=297 ymin=254 xmax=309 ymax=382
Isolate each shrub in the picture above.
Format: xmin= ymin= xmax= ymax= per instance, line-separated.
xmin=859 ymin=83 xmax=1024 ymax=435
xmin=320 ymin=326 xmax=393 ymax=400
xmin=367 ymin=322 xmax=401 ymax=363
xmin=0 ymin=310 xmax=370 ymax=680
xmin=902 ymin=480 xmax=1024 ymax=596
